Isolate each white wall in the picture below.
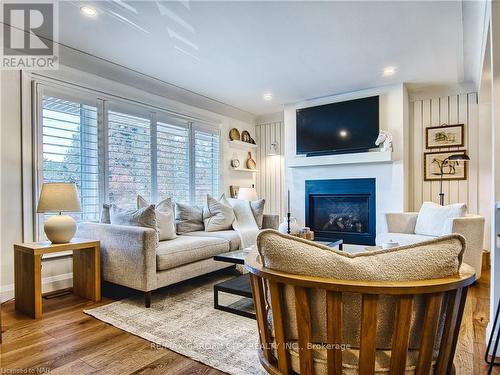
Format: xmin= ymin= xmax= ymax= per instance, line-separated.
xmin=283 ymin=84 xmax=409 ymax=235
xmin=0 ymin=65 xmax=255 ymax=302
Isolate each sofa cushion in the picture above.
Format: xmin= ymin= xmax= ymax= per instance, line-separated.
xmin=156 ymin=235 xmax=229 ymax=271
xmin=250 ymin=199 xmax=266 ymax=229
xmin=414 ymin=201 xmax=466 ymax=236
xmin=376 ymin=232 xmax=436 ymax=247
xmin=183 ymin=230 xmax=241 ymax=251
xmin=175 ymin=202 xmax=204 ymax=234
xmin=109 ymin=204 xmax=157 ymax=233
xmin=203 ymin=194 xmax=235 ymax=232
xmin=137 ymin=195 xmax=176 ymax=241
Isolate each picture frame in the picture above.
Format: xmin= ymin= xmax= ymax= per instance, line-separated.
xmin=425 ymin=124 xmax=464 ymax=149
xmin=423 ymin=150 xmax=467 ymax=181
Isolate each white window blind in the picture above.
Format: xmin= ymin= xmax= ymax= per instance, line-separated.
xmin=41 ymin=95 xmax=99 ymax=223
xmin=37 ymin=84 xmax=222 ymax=237
xmin=107 ymin=109 xmax=152 ymax=208
xmin=156 ymin=118 xmax=190 ymax=203
xmin=193 ymin=126 xmax=220 ymax=207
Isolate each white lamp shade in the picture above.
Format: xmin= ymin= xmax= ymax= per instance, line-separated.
xmin=37 ymin=183 xmax=82 ymax=213
xmin=238 ymin=187 xmax=258 ymax=201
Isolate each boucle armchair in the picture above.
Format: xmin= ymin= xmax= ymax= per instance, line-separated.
xmin=377 ymin=212 xmax=485 ymax=278
xmin=247 ymin=230 xmax=476 ymax=375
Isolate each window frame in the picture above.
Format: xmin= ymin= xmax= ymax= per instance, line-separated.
xmin=32 ymin=80 xmax=222 ymax=241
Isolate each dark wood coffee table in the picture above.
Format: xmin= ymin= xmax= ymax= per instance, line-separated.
xmin=212 ymin=239 xmax=343 ymax=320
xmin=213 ymin=249 xmax=255 ymax=319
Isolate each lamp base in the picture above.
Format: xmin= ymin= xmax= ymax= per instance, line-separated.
xmin=44 ymin=215 xmax=77 ymax=243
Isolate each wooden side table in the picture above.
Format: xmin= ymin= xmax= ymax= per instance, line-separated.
xmin=14 ymin=239 xmax=101 ymax=319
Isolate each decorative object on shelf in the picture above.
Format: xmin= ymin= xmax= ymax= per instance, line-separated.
xmin=230 ymin=158 xmax=240 ymax=168
xmin=428 ymin=152 xmax=470 ymax=205
xmin=246 ymin=152 xmax=256 ymax=169
xmin=241 ymin=130 xmax=251 ymax=143
xmin=375 ymin=130 xmax=393 ymax=151
xmin=229 ymin=128 xmax=240 ymax=141
xmin=238 ymin=186 xmax=258 ymax=201
xmin=36 ymin=182 xmax=82 ymax=243
xmin=268 ymin=141 xmax=280 ymax=156
xmin=426 ymin=124 xmax=464 ymax=149
xmin=229 ymin=185 xmax=239 ymax=199
xmin=249 ymin=137 xmax=256 ymax=145
xmin=424 ymin=150 xmax=468 ymax=184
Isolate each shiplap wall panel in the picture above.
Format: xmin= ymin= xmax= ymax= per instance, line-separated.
xmin=449 ymin=95 xmax=460 ymax=204
xmin=413 ymin=100 xmax=423 ymax=210
xmin=411 ymin=93 xmax=479 ymax=213
xmin=256 ymin=121 xmax=284 ymax=216
xmin=468 ymin=93 xmax=479 ymax=214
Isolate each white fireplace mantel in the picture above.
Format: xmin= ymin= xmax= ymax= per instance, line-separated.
xmin=286 ymin=150 xmax=393 ymax=168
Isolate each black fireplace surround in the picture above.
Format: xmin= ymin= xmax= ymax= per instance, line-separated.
xmin=305 ymin=178 xmax=376 ymax=245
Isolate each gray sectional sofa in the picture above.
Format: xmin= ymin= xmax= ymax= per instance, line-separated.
xmin=76 ymin=214 xmax=279 ymax=307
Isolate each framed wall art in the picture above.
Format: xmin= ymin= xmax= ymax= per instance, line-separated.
xmin=425 ymin=124 xmax=464 ymax=149
xmin=423 ymin=150 xmax=467 ymax=181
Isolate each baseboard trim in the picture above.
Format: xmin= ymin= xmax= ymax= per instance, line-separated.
xmin=1 ymin=272 xmax=73 ymax=303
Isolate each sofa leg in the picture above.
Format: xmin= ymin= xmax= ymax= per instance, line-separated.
xmin=144 ymin=291 xmax=151 ymax=308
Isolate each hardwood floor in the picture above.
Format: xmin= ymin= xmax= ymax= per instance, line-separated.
xmin=0 ymin=266 xmax=498 ymax=374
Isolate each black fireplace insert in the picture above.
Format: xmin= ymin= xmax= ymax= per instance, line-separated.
xmin=305 ymin=178 xmax=376 ymax=245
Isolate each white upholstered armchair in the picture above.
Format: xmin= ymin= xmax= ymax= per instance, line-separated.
xmin=376 ymin=212 xmax=485 ymax=278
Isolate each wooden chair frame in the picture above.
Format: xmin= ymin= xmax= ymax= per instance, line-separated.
xmin=246 ymin=255 xmax=476 ymax=375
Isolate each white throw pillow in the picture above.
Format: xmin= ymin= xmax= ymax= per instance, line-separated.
xmin=414 ymin=201 xmax=466 ymax=237
xmin=137 ymin=195 xmax=176 ymax=241
xmin=203 ymin=194 xmax=235 ymax=232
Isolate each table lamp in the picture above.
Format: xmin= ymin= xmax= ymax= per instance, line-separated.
xmin=238 ymin=187 xmax=258 ymax=201
xmin=36 ymin=183 xmax=82 ymax=243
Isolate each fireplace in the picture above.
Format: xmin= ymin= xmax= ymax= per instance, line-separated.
xmin=305 ymin=178 xmax=376 ymax=245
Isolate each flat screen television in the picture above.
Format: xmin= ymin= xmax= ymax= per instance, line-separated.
xmin=296 ymin=96 xmax=379 ymax=156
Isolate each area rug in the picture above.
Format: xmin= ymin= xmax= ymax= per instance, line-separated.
xmin=84 ymin=274 xmax=266 ymax=375
xmin=85 ymin=273 xmax=474 ymax=375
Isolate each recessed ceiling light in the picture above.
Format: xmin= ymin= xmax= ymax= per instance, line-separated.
xmin=339 ymin=130 xmax=348 ymax=137
xmin=383 ymin=66 xmax=397 ymax=77
xmin=263 ymin=93 xmax=273 ymax=101
xmin=80 ymin=6 xmax=97 ymax=18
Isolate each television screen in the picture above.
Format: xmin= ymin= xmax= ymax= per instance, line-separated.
xmin=296 ymin=96 xmax=379 ymax=156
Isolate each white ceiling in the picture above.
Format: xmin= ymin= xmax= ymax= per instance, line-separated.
xmin=53 ymin=1 xmax=486 ymax=115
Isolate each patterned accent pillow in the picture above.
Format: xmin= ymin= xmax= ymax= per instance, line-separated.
xmin=175 ymin=202 xmax=204 ymax=234
xmin=203 ymin=194 xmax=235 ymax=232
xmin=137 ymin=195 xmax=176 ymax=241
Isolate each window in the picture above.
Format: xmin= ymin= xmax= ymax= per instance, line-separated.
xmin=41 ymin=95 xmax=99 ymax=222
xmin=107 ymin=109 xmax=152 ymax=208
xmin=37 ymin=84 xmax=221 ymax=232
xmin=156 ymin=117 xmax=190 ymax=203
xmin=193 ymin=126 xmax=220 ymax=207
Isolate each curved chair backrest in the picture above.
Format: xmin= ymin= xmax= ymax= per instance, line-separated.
xmin=246 ymin=253 xmax=475 ymax=375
